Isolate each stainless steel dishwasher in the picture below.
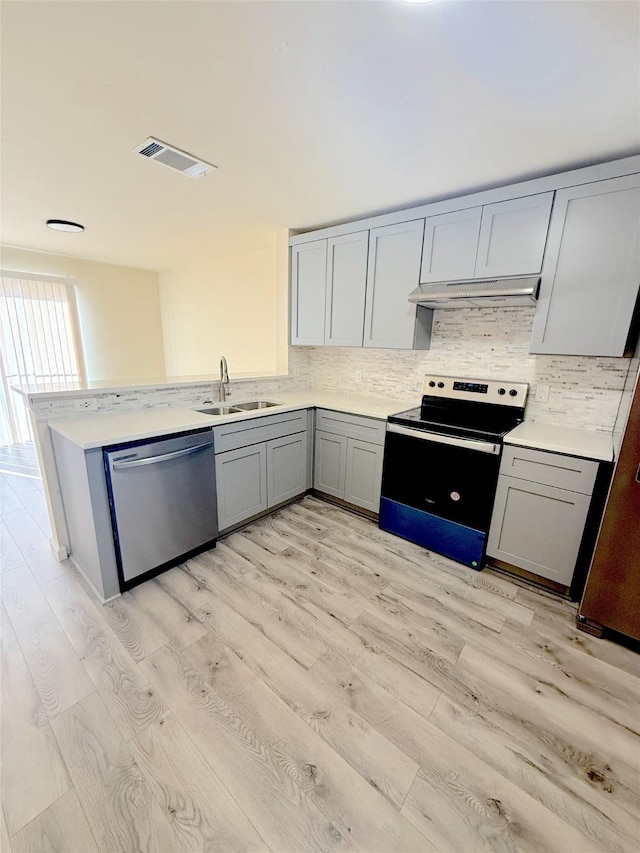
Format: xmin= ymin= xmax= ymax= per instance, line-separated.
xmin=104 ymin=429 xmax=218 ymax=590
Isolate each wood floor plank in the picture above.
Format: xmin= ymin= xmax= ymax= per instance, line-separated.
xmin=0 ymin=521 xmax=25 ymax=573
xmin=185 ymin=598 xmax=420 ymax=811
xmin=430 ymin=691 xmax=640 ymax=853
xmin=531 ymin=609 xmax=640 ymax=680
xmin=140 ymin=643 xmax=354 ymax=852
xmin=0 ymin=479 xmax=22 ymax=514
xmin=264 ymin=513 xmax=391 ymax=597
xmin=15 ymin=488 xmax=51 ymax=537
xmin=178 ymin=635 xmax=434 ymax=853
xmin=289 ymin=501 xmax=534 ymax=625
xmin=0 ymin=806 xmax=11 ymax=853
xmin=299 ymin=497 xmax=520 ymax=600
xmin=3 ymin=494 xmax=638 ymax=852
xmin=456 ymin=644 xmax=640 ymax=797
xmin=42 ymin=574 xmax=166 ymax=740
xmin=99 ymin=591 xmax=170 ymax=662
xmin=403 ymin=762 xmax=599 ymax=853
xmin=129 ymin=577 xmax=210 ymax=650
xmin=184 ymin=549 xmax=327 ymax=668
xmin=228 ymin=533 xmax=364 ymax=626
xmin=1 ymin=510 xmax=70 ymax=585
xmin=130 ymin=712 xmax=268 ymax=852
xmin=10 ymin=790 xmax=98 ymax=853
xmin=204 ymin=545 xmax=442 ymax=722
xmin=0 ymin=567 xmax=94 ymax=717
xmin=50 ymin=692 xmax=181 ymax=853
xmin=475 ymin=621 xmax=640 ymax=735
xmin=0 ymin=605 xmax=72 ymax=836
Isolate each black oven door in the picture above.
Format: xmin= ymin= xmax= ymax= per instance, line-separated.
xmin=379 ymin=424 xmax=502 ymax=568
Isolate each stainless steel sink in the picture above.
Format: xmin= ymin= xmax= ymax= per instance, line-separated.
xmin=232 ymin=400 xmax=281 ymax=410
xmin=195 ymin=405 xmax=243 ymax=415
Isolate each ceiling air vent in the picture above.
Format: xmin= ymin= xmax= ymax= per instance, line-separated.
xmin=132 ymin=137 xmax=216 ymax=179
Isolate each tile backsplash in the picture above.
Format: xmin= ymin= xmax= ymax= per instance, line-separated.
xmin=30 ymin=306 xmax=633 ymax=435
xmin=289 ymin=307 xmax=633 ymax=433
xmin=31 ymin=375 xmax=309 ymax=422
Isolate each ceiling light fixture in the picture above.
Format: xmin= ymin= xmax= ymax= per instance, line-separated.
xmin=46 ymin=219 xmax=84 ymax=233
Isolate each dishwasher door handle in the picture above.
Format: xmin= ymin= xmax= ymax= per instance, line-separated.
xmin=112 ymin=440 xmax=213 ymax=470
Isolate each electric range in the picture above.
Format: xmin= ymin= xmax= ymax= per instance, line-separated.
xmin=379 ymin=374 xmax=528 ymax=568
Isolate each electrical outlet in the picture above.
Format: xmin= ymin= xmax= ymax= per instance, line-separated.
xmin=535 ymin=384 xmax=550 ymax=403
xmin=74 ymin=398 xmax=98 ymax=412
xmin=355 ymin=370 xmax=363 ymax=383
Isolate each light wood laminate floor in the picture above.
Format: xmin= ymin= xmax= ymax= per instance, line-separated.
xmin=1 ymin=473 xmax=638 ymax=852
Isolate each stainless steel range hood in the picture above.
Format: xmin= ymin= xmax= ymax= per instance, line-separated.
xmin=408 ymin=276 xmax=540 ymax=309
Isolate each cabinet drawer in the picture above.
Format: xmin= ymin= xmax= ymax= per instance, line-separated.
xmin=500 ymin=445 xmax=598 ymax=494
xmin=213 ymin=410 xmax=307 ymax=453
xmin=315 ymin=409 xmax=386 ymax=445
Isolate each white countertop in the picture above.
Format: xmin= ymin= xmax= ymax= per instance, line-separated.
xmin=505 ymin=421 xmax=613 ymax=462
xmin=49 ymin=391 xmax=413 ymax=450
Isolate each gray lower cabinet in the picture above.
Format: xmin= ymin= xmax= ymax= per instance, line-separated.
xmin=487 ymin=445 xmax=599 ymax=586
xmin=267 ymin=432 xmax=309 ymax=505
xmin=214 ymin=410 xmax=312 ymax=532
xmin=215 ymin=443 xmax=268 ymax=530
xmin=314 ymin=410 xmax=385 ymax=513
xmin=344 ymin=438 xmax=384 ymax=513
xmin=314 ymin=430 xmax=347 ymax=498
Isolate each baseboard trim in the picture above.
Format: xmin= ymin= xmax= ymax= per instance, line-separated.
xmin=69 ymin=555 xmax=120 ymax=605
xmin=49 ymin=538 xmax=68 ymax=561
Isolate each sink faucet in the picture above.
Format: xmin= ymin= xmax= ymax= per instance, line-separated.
xmin=219 ymin=356 xmax=230 ymax=402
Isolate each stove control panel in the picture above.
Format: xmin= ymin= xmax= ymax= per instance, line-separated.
xmin=422 ymin=375 xmax=529 ymax=406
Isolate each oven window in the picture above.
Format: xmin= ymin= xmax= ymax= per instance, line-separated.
xmin=381 ymin=431 xmax=501 ymax=531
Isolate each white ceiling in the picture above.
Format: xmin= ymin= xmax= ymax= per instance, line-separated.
xmin=1 ymin=0 xmax=639 ymax=272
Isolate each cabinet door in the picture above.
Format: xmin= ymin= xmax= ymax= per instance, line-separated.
xmin=475 ymin=192 xmax=554 ymax=278
xmin=325 ymin=231 xmax=369 ymax=346
xmin=420 ymin=207 xmax=482 ymax=283
xmin=363 ymin=220 xmax=425 ymax=350
xmin=344 ymin=438 xmax=383 ymax=513
xmin=290 ymin=240 xmax=327 ymax=345
xmin=313 ymin=430 xmax=347 ymax=498
xmin=487 ymin=474 xmax=592 ymax=586
xmin=530 ymin=174 xmax=640 ymax=356
xmin=267 ymin=432 xmax=308 ymax=507
xmin=215 ymin=443 xmax=268 ymax=530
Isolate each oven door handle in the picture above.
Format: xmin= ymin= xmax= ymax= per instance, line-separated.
xmin=387 ymin=423 xmax=500 ymax=455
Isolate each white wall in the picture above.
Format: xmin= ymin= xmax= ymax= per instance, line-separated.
xmin=159 ymin=232 xmax=289 ymax=377
xmin=0 ymin=245 xmax=165 ymax=381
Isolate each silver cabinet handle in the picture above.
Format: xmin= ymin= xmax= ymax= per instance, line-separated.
xmin=112 ymin=441 xmax=213 ymax=470
xmin=387 ymin=423 xmax=500 ymax=455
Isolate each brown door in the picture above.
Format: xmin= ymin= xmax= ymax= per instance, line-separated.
xmin=580 ymin=374 xmax=640 ymax=640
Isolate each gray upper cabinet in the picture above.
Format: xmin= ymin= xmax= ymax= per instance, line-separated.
xmin=290 ymin=240 xmax=326 ymax=345
xmin=420 ymin=207 xmax=481 ymax=283
xmin=324 ymin=231 xmax=369 ymax=346
xmin=475 ymin=192 xmax=554 ymax=278
xmin=364 ymin=219 xmax=426 ymax=350
xmin=530 ymin=175 xmax=640 ymax=356
xmin=419 ymin=192 xmax=553 ymax=283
